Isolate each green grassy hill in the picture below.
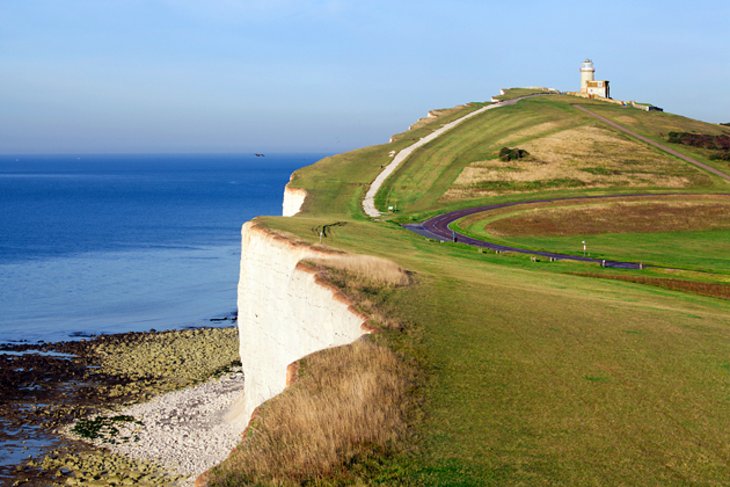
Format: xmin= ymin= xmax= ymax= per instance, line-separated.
xmin=377 ymin=95 xmax=728 ymax=217
xmin=210 ymin=90 xmax=730 ymax=486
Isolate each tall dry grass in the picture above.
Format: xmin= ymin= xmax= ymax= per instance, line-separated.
xmin=307 ymin=259 xmax=412 ymax=332
xmin=309 ymin=254 xmax=411 ymax=287
xmin=445 ymin=124 xmax=701 ymax=200
xmin=205 ymin=256 xmax=417 ymax=486
xmin=574 ymin=273 xmax=730 ymax=300
xmin=207 ymin=339 xmax=413 ymax=486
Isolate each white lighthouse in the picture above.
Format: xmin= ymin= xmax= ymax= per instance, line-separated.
xmin=580 ymin=59 xmax=595 ymax=91
xmin=579 ymin=59 xmax=610 ymax=98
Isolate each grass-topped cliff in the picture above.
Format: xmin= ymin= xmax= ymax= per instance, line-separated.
xmin=209 ymin=89 xmax=730 ymax=486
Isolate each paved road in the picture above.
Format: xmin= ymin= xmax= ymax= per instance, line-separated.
xmin=403 ymin=193 xmax=728 ymax=269
xmin=362 ymin=95 xmax=545 ymax=218
xmin=575 ymin=105 xmax=730 ymax=182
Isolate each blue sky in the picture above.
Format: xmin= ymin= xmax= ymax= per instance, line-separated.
xmin=1 ymin=0 xmax=728 ymax=153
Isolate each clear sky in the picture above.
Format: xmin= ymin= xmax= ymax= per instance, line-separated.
xmin=1 ymin=0 xmax=728 ymax=154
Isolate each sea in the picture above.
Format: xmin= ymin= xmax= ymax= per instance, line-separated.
xmin=0 ymin=153 xmax=323 ymax=344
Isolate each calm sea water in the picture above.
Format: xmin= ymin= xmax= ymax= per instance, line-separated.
xmin=0 ymin=154 xmax=322 ymax=343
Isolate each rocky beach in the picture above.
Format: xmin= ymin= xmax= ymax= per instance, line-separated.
xmin=1 ymin=326 xmax=241 ymax=486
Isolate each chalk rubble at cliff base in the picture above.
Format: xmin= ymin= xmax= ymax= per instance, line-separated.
xmin=80 ymin=371 xmax=246 ymax=484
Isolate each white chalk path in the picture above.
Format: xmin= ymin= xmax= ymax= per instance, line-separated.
xmin=96 ymin=372 xmax=247 ymax=485
xmin=362 ymin=96 xmax=533 ymax=218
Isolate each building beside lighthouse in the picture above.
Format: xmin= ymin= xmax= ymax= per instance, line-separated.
xmin=579 ymin=59 xmax=610 ymax=98
xmin=564 ymin=59 xmax=661 ymax=110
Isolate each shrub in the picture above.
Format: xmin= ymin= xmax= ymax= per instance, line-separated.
xmin=666 ymin=131 xmax=730 ymax=150
xmin=498 ymin=147 xmax=529 ymax=162
xmin=709 ymin=151 xmax=730 ymax=161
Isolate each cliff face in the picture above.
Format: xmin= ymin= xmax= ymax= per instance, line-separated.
xmin=282 ymin=182 xmax=307 ymax=217
xmin=236 ymin=221 xmax=369 ymax=425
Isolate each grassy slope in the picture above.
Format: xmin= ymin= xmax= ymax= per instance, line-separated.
xmin=378 ymin=95 xmax=727 ymax=218
xmin=262 ymin=216 xmax=730 ymax=485
xmin=585 ymin=102 xmax=730 ymax=175
xmin=287 ymin=102 xmax=486 ymax=219
xmin=379 ymin=97 xmax=587 ymax=214
xmin=232 ymin=94 xmax=730 ymax=485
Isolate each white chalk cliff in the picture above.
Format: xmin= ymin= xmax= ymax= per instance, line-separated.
xmin=282 ymin=180 xmax=307 ymax=217
xmin=236 ymin=221 xmax=369 ymax=425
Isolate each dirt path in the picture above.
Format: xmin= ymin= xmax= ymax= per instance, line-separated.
xmin=574 ymin=105 xmax=730 ymax=182
xmin=404 ymin=193 xmax=729 ymax=269
xmin=362 ymin=96 xmax=542 ymax=218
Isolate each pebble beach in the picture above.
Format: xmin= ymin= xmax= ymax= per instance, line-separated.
xmin=1 ymin=326 xmax=242 ymax=486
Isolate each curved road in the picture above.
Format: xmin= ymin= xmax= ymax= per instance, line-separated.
xmin=404 ymin=193 xmax=728 ymax=269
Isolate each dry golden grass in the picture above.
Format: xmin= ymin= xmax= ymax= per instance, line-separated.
xmin=445 ymin=124 xmax=705 ymax=199
xmin=305 ymin=261 xmax=412 ymax=331
xmin=574 ymin=273 xmax=730 ymax=300
xmin=207 ymin=339 xmax=413 ymax=486
xmin=484 ymin=198 xmax=730 ymax=237
xmin=310 ymin=253 xmax=411 ymax=287
xmin=519 ymin=125 xmax=675 ymax=175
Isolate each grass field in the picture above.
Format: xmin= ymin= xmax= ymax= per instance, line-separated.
xmin=454 ymin=196 xmax=730 ymax=273
xmin=479 ymin=196 xmax=730 ymax=235
xmin=287 ymin=101 xmax=486 ymax=219
xmin=237 ymin=215 xmax=730 ymax=485
xmin=212 ymin=91 xmax=730 ymax=485
xmin=469 ymin=227 xmax=730 ymax=273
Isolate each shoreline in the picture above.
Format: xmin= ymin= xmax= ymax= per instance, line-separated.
xmin=1 ymin=324 xmax=241 ymax=485
xmin=0 ymin=311 xmax=238 ymax=348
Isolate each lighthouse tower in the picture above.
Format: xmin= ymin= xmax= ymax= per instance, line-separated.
xmin=579 ymin=58 xmax=610 ymax=98
xmin=580 ymin=59 xmax=595 ymax=92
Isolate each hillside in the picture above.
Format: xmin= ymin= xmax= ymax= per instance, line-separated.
xmin=377 ymin=95 xmax=728 ymax=216
xmin=209 ymin=90 xmax=730 ymax=486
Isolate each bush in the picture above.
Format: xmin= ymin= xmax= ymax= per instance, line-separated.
xmin=499 ymin=147 xmax=529 ymax=162
xmin=667 ymin=131 xmax=730 ymax=150
xmin=709 ymin=151 xmax=730 ymax=161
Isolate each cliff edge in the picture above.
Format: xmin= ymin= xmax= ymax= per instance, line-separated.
xmin=282 ymin=174 xmax=307 ymax=217
xmin=236 ymin=221 xmax=370 ymax=426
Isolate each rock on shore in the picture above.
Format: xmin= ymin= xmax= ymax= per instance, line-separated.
xmin=97 ymin=371 xmax=246 ymax=483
